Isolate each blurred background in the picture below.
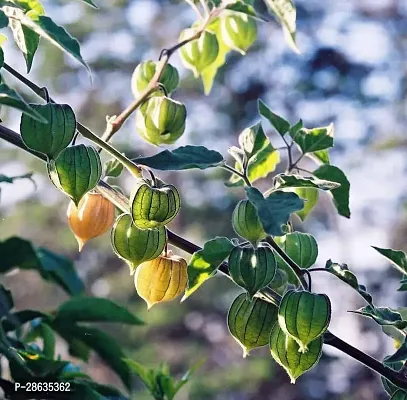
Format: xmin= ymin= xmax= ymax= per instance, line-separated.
xmin=1 ymin=0 xmax=407 ymax=398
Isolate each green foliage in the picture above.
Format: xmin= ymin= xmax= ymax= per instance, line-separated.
xmin=0 ymin=237 xmax=84 ymax=295
xmin=351 ymin=305 xmax=407 ymax=329
xmin=183 ymin=237 xmax=234 ymax=300
xmin=290 ymin=124 xmax=334 ymax=154
xmin=133 ymin=145 xmax=224 ymax=170
xmin=246 ymin=188 xmax=304 ymax=236
xmin=124 ymin=358 xmax=203 ymax=400
xmin=324 ymin=260 xmax=372 ymax=304
xmin=314 ymin=165 xmax=351 ymax=218
xmin=0 ymin=83 xmax=46 ymax=121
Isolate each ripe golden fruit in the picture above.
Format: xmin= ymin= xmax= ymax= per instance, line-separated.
xmin=134 ymin=252 xmax=188 ymax=309
xmin=67 ymin=192 xmax=115 ymax=251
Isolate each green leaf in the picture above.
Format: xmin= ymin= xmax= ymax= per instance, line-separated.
xmin=201 ymin=18 xmax=230 ymax=95
xmin=263 ymin=0 xmax=299 ymax=53
xmin=123 ymin=358 xmax=156 ymax=392
xmin=308 ymin=149 xmax=330 ymax=165
xmin=274 ymin=173 xmax=340 ymax=191
xmin=314 ymin=165 xmax=350 ymax=218
xmin=2 ymin=309 xmax=48 ymax=332
xmin=0 ymin=237 xmax=85 ymax=296
xmin=54 ymin=296 xmax=144 ymax=325
xmin=258 ymin=99 xmax=290 ymax=136
xmin=291 ymin=123 xmax=334 ymax=154
xmin=39 ymin=323 xmax=55 ymax=359
xmin=78 ymin=0 xmax=98 ymax=7
xmin=246 ymin=143 xmax=280 ymax=183
xmin=226 ymin=1 xmax=256 ymax=17
xmin=7 ymin=4 xmax=43 ymax=72
xmin=398 ymin=277 xmax=407 ymax=292
xmin=227 ymin=125 xmax=280 ymax=186
xmin=0 ymin=83 xmax=47 ymax=122
xmin=133 ymin=145 xmax=224 ymax=170
xmin=372 ymin=246 xmax=407 ymax=275
xmin=385 ymin=339 xmax=407 ymax=364
xmin=246 ymin=187 xmax=303 ymax=236
xmin=324 ymin=260 xmax=372 ymax=304
xmin=182 ymin=237 xmax=234 ymax=300
xmin=4 ymin=7 xmax=89 ymax=72
xmin=104 ymin=157 xmax=124 ymax=178
xmin=0 ymin=172 xmax=34 ymax=186
xmin=11 ymin=0 xmax=44 ymax=14
xmin=351 ymin=305 xmax=407 ymax=329
xmin=294 ymin=187 xmax=319 ymax=221
xmin=50 ymin=323 xmax=132 ymax=389
xmin=0 ymin=9 xmax=8 ymax=28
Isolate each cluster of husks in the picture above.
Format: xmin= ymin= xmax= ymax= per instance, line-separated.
xmin=226 ymin=197 xmax=331 ymax=384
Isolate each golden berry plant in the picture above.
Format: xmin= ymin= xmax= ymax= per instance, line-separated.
xmin=0 ymin=1 xmax=404 ymax=400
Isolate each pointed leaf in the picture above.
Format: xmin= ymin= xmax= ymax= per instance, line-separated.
xmin=291 ymin=123 xmax=334 ymax=154
xmin=201 ymin=18 xmax=230 ymax=95
xmin=4 ymin=7 xmax=89 ymax=72
xmin=7 ymin=3 xmax=44 ymax=72
xmin=314 ymin=165 xmax=350 ymax=218
xmin=372 ymin=247 xmax=407 ymax=275
xmin=351 ymin=305 xmax=407 ymax=329
xmin=78 ymin=0 xmax=98 ymax=7
xmin=54 ymin=296 xmax=144 ymax=325
xmin=238 ymin=122 xmax=268 ymax=161
xmin=275 ymin=173 xmax=340 ymax=191
xmin=104 ymin=157 xmax=124 ymax=178
xmin=182 ymin=237 xmax=234 ymax=300
xmin=50 ymin=323 xmax=132 ymax=389
xmin=263 ymin=0 xmax=299 ymax=53
xmin=324 ymin=260 xmax=372 ymax=304
xmin=133 ymin=145 xmax=224 ymax=170
xmin=0 ymin=83 xmax=47 ymax=122
xmin=382 ymin=338 xmax=407 ymax=364
xmin=246 ymin=187 xmax=303 ymax=236
xmin=308 ymin=149 xmax=330 ymax=165
xmin=0 ymin=237 xmax=85 ymax=295
xmin=258 ymin=99 xmax=290 ymax=136
xmin=294 ymin=187 xmax=319 ymax=221
xmin=123 ymin=358 xmax=155 ymax=391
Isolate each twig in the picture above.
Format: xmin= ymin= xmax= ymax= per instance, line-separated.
xmin=222 ymin=164 xmax=252 ymax=187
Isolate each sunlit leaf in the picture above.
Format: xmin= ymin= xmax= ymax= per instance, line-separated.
xmin=182 ymin=237 xmax=234 ymax=300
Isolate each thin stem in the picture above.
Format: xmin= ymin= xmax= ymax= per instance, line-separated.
xmin=3 ymin=63 xmax=142 ymax=179
xmin=290 ymin=153 xmax=304 ymax=171
xmin=2 ymin=125 xmax=407 ymax=389
xmin=308 ymin=267 xmax=331 ymax=273
xmin=77 ymin=124 xmax=142 ymax=178
xmin=265 ymin=236 xmax=308 ymax=289
xmin=282 ymin=135 xmax=293 ymax=173
xmin=222 ymin=164 xmax=252 ymax=187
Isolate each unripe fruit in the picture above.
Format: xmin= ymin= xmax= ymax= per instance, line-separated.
xmin=48 ymin=144 xmax=102 ymax=206
xmin=111 ymin=213 xmax=167 ymax=274
xmin=134 ymin=252 xmax=187 ymax=309
xmin=278 ymin=290 xmax=331 ymax=353
xmin=228 ymin=243 xmax=276 ymax=298
xmin=131 ymin=60 xmax=179 ymax=97
xmin=20 ymin=103 xmax=76 ymax=160
xmin=269 ymin=323 xmax=323 ymax=384
xmin=179 ymin=29 xmax=219 ymax=77
xmin=232 ymin=200 xmax=266 ymax=245
xmin=136 ymin=96 xmax=187 ymax=146
xmin=67 ymin=192 xmax=115 ymax=251
xmin=274 ymin=232 xmax=318 ymax=284
xmin=130 ymin=179 xmax=181 ymax=229
xmin=228 ymin=293 xmax=278 ymax=357
xmin=221 ymin=12 xmax=257 ymax=55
